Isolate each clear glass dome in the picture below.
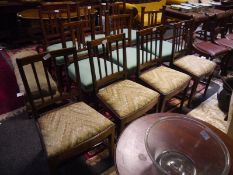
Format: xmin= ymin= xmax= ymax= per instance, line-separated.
xmin=145 ymin=116 xmax=230 ymax=175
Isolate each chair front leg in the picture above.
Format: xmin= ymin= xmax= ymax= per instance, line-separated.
xmin=159 ymin=95 xmax=167 ymax=112
xmin=203 ymin=73 xmax=213 ymax=97
xmin=179 ymin=83 xmax=189 ymax=112
xmin=108 ymin=127 xmax=115 ymax=160
xmin=188 ymin=79 xmax=199 ymax=108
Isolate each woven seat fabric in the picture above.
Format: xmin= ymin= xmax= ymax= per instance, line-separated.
xmin=68 ymin=57 xmax=123 ymax=91
xmin=142 ymin=40 xmax=173 ymax=61
xmin=174 ymin=55 xmax=217 ymax=77
xmin=140 ymin=66 xmax=191 ymax=95
xmin=111 ymin=47 xmax=156 ymax=70
xmin=194 ymin=41 xmax=229 ymax=57
xmin=97 ymin=80 xmax=159 ymax=119
xmin=38 ymin=102 xmax=114 ymax=158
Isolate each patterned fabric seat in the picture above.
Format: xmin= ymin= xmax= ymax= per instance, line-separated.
xmin=174 ymin=55 xmax=217 ymax=77
xmin=68 ymin=57 xmax=123 ymax=91
xmin=97 ymin=80 xmax=159 ymax=119
xmin=139 ymin=66 xmax=191 ymax=95
xmin=38 ymin=102 xmax=114 ymax=158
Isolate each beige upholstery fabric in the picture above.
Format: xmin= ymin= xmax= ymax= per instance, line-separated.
xmin=140 ymin=66 xmax=191 ymax=95
xmin=97 ymin=80 xmax=159 ymax=119
xmin=38 ymin=102 xmax=113 ymax=158
xmin=174 ymin=55 xmax=217 ymax=77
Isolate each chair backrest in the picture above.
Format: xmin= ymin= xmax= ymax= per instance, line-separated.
xmin=106 ymin=13 xmax=133 ymax=46
xmin=170 ymin=20 xmax=193 ymax=64
xmin=87 ymin=33 xmax=127 ymax=93
xmin=136 ymin=25 xmax=164 ymax=76
xmin=61 ymin=18 xmax=95 ymax=56
xmin=16 ymin=47 xmax=80 ymax=117
xmin=39 ymin=3 xmax=75 ymax=48
xmin=106 ymin=2 xmax=126 ymax=15
xmin=77 ymin=5 xmax=106 ymax=35
xmin=141 ymin=6 xmax=166 ymax=28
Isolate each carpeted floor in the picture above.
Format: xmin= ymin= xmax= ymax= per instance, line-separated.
xmin=0 ymin=48 xmax=25 ymax=120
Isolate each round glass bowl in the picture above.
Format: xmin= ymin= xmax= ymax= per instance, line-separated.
xmin=145 ymin=116 xmax=230 ymax=175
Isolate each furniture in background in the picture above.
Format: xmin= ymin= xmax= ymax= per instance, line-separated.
xmin=140 ymin=6 xmax=166 ymax=28
xmin=16 ymin=47 xmax=115 ymax=173
xmin=116 ymin=113 xmax=233 ymax=175
xmin=105 ymin=13 xmax=136 ymax=46
xmin=132 ymin=0 xmax=167 ymax=28
xmin=87 ymin=33 xmax=160 ymax=132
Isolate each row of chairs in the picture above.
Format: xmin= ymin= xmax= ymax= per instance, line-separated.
xmin=16 ymin=21 xmax=217 ymax=172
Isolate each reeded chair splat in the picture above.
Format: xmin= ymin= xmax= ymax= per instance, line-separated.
xmin=87 ymin=33 xmax=160 ymax=132
xmin=16 ymin=47 xmax=115 ymax=173
xmin=137 ymin=25 xmax=191 ymax=112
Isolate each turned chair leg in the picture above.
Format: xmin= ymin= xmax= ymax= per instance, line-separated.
xmin=188 ymin=80 xmax=199 ymax=108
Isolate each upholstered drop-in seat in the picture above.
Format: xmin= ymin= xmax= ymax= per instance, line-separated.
xmin=47 ymin=34 xmax=106 ymax=65
xmin=142 ymin=40 xmax=173 ymax=61
xmin=215 ymin=38 xmax=233 ymax=49
xmin=111 ymin=47 xmax=156 ymax=71
xmin=110 ymin=29 xmax=137 ymax=44
xmin=38 ymin=102 xmax=114 ymax=158
xmin=68 ymin=57 xmax=123 ymax=91
xmin=174 ymin=55 xmax=217 ymax=77
xmin=226 ymin=33 xmax=233 ymax=40
xmin=193 ymin=41 xmax=229 ymax=57
xmin=139 ymin=66 xmax=191 ymax=95
xmin=97 ymin=80 xmax=159 ymax=119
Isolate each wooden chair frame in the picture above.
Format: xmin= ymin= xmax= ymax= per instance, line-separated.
xmin=136 ymin=25 xmax=189 ymax=112
xmin=140 ymin=6 xmax=166 ymax=28
xmin=88 ymin=33 xmax=137 ymax=132
xmin=87 ymin=33 xmax=128 ymax=94
xmin=170 ymin=20 xmax=215 ymax=107
xmin=39 ymin=3 xmax=77 ymax=50
xmin=105 ymin=13 xmax=133 ymax=46
xmin=16 ymin=47 xmax=115 ymax=172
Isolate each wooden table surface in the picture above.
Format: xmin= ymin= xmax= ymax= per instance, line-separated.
xmin=165 ymin=7 xmax=229 ymax=23
xmin=116 ymin=113 xmax=233 ymax=175
xmin=17 ymin=9 xmax=77 ymax=20
xmin=17 ymin=7 xmax=96 ymax=20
